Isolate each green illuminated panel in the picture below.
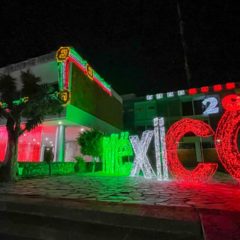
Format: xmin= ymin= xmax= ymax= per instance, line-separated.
xmin=102 ymin=132 xmax=133 ymax=175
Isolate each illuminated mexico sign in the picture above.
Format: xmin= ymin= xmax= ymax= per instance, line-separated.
xmin=129 ymin=94 xmax=240 ymax=182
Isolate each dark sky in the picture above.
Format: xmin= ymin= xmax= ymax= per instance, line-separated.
xmin=0 ymin=0 xmax=240 ymax=96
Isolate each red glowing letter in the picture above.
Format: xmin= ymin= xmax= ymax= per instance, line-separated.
xmin=166 ymin=118 xmax=218 ymax=181
xmin=215 ymin=95 xmax=240 ymax=181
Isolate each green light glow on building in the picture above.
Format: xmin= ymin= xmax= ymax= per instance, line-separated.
xmin=56 ymin=47 xmax=111 ymax=94
xmin=102 ymin=132 xmax=133 ymax=175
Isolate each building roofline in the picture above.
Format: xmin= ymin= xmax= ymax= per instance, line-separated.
xmin=0 ymin=52 xmax=56 ymax=74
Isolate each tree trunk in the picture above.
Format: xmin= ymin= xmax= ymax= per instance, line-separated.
xmin=48 ymin=163 xmax=52 ymax=176
xmin=92 ymin=157 xmax=96 ymax=173
xmin=0 ymin=132 xmax=18 ymax=182
xmin=0 ymin=120 xmax=18 ymax=182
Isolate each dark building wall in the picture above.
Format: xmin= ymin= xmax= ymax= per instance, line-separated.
xmin=122 ymin=86 xmax=239 ymax=170
xmin=124 ymin=88 xmax=239 ymax=133
xmin=70 ymin=64 xmax=123 ymax=129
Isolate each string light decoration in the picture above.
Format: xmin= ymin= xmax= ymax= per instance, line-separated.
xmin=145 ymin=82 xmax=238 ymax=101
xmin=215 ymin=94 xmax=240 ymax=180
xmin=154 ymin=118 xmax=162 ymax=179
xmin=221 ymin=94 xmax=240 ymax=111
xmin=130 ymin=130 xmax=156 ymax=179
xmin=102 ymin=132 xmax=133 ymax=175
xmin=159 ymin=118 xmax=169 ymax=180
xmin=166 ymin=118 xmax=218 ymax=181
xmin=0 ymin=127 xmax=7 ymax=161
xmin=202 ymin=97 xmax=219 ymax=115
xmin=225 ymin=82 xmax=235 ymax=90
xmin=56 ymin=47 xmax=111 ymax=95
xmin=213 ymin=84 xmax=222 ymax=92
xmin=201 ymin=86 xmax=209 ymax=93
xmin=0 ymin=125 xmax=42 ymax=162
xmin=154 ymin=117 xmax=169 ymax=180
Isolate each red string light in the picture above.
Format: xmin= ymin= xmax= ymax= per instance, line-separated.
xmin=221 ymin=94 xmax=240 ymax=111
xmin=200 ymin=86 xmax=209 ymax=93
xmin=166 ymin=118 xmax=217 ymax=182
xmin=215 ymin=95 xmax=240 ymax=181
xmin=225 ymin=82 xmax=236 ymax=90
xmin=213 ymin=84 xmax=222 ymax=92
xmin=188 ymin=88 xmax=197 ymax=95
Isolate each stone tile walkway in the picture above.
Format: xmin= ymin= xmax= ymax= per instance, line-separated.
xmin=0 ymin=172 xmax=239 ymax=212
xmin=1 ymin=172 xmax=240 ymax=239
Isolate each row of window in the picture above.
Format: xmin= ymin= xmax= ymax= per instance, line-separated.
xmin=133 ymin=96 xmax=221 ymax=118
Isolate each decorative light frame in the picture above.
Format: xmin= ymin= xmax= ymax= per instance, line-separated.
xmin=165 ymin=118 xmax=218 ymax=181
xmin=56 ymin=47 xmax=111 ymax=96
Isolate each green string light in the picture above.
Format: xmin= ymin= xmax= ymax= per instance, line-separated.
xmin=102 ymin=132 xmax=133 ymax=175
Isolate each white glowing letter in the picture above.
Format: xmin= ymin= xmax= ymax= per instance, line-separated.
xmin=130 ymin=130 xmax=156 ymax=178
xmin=159 ymin=117 xmax=169 ymax=180
xmin=153 ymin=117 xmax=169 ymax=180
xmin=154 ymin=117 xmax=162 ymax=179
xmin=146 ymin=95 xmax=154 ymax=101
xmin=202 ymin=97 xmax=219 ymax=115
xmin=156 ymin=93 xmax=163 ymax=99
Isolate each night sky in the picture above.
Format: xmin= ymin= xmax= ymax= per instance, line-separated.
xmin=0 ymin=1 xmax=240 ymax=96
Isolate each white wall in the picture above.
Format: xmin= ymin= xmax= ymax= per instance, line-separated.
xmin=0 ymin=52 xmax=58 ymax=90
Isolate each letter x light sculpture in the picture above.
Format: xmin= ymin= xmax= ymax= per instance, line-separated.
xmin=130 ymin=130 xmax=156 ymax=178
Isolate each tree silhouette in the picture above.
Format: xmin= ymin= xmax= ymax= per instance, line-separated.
xmin=0 ymin=71 xmax=63 ymax=182
xmin=77 ymin=129 xmax=103 ymax=173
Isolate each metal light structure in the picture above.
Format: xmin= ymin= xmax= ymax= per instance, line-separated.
xmin=154 ymin=117 xmax=169 ymax=180
xmin=165 ymin=118 xmax=218 ymax=181
xmin=130 ymin=130 xmax=156 ymax=179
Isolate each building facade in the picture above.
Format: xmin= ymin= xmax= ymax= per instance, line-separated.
xmin=0 ymin=47 xmax=123 ymax=163
xmin=122 ymin=83 xmax=239 ymax=169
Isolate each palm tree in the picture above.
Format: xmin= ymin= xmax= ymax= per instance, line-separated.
xmin=0 ymin=71 xmax=63 ymax=182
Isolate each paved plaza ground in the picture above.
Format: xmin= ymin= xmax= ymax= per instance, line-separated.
xmin=0 ymin=172 xmax=240 ymax=239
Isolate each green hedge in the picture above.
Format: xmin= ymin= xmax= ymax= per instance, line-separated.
xmin=18 ymin=162 xmax=75 ymax=178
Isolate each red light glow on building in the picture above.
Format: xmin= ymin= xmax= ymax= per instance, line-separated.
xmin=213 ymin=84 xmax=223 ymax=92
xmin=225 ymin=82 xmax=236 ymax=90
xmin=200 ymin=86 xmax=209 ymax=93
xmin=188 ymin=88 xmax=198 ymax=95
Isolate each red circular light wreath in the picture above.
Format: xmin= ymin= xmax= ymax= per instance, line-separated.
xmin=221 ymin=94 xmax=240 ymax=111
xmin=166 ymin=118 xmax=218 ymax=181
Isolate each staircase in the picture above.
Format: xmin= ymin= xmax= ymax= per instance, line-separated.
xmin=0 ymin=195 xmax=203 ymax=240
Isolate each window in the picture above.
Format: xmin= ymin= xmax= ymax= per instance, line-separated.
xmin=193 ymin=100 xmax=203 ymax=115
xmin=182 ymin=101 xmax=193 ymax=116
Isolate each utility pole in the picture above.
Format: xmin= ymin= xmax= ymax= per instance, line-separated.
xmin=177 ymin=0 xmax=191 ymax=87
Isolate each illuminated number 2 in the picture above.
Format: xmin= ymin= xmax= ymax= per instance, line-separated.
xmin=202 ymin=97 xmax=219 ymax=115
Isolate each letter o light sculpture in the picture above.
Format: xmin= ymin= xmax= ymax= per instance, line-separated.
xmin=215 ymin=94 xmax=240 ymax=180
xmin=166 ymin=118 xmax=218 ymax=181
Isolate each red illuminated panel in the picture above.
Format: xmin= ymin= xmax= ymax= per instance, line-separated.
xmin=0 ymin=126 xmax=7 ymax=162
xmin=18 ymin=126 xmax=43 ymax=162
xmin=188 ymin=88 xmax=197 ymax=95
xmin=200 ymin=86 xmax=209 ymax=93
xmin=166 ymin=118 xmax=217 ymax=181
xmin=0 ymin=126 xmax=43 ymax=162
xmin=213 ymin=84 xmax=222 ymax=92
xmin=225 ymin=82 xmax=236 ymax=90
